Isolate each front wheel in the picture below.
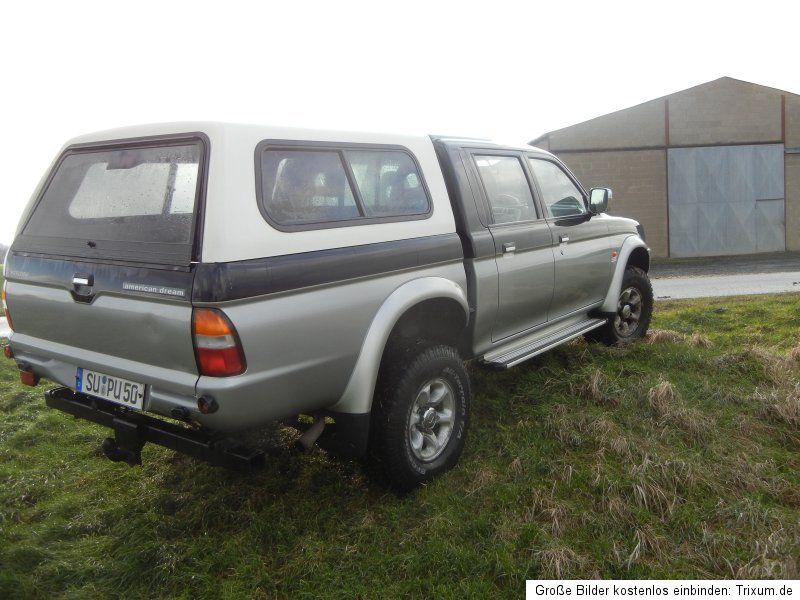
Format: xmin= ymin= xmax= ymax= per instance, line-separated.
xmin=368 ymin=344 xmax=470 ymax=493
xmin=588 ymin=266 xmax=653 ymax=345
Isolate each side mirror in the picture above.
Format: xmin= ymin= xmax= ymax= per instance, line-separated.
xmin=589 ymin=187 xmax=612 ymax=214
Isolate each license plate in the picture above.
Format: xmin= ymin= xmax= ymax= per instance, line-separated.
xmin=76 ymin=367 xmax=146 ymax=410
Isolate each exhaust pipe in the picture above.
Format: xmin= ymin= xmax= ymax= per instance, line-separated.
xmin=295 ymin=416 xmax=326 ymax=452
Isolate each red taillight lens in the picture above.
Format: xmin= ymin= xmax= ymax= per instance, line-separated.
xmin=1 ymin=283 xmax=12 ymax=331
xmin=192 ymin=308 xmax=246 ymax=377
xmin=20 ymin=370 xmax=39 ymax=387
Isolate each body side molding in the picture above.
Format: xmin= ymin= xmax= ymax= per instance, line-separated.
xmin=328 ymin=277 xmax=470 ymax=415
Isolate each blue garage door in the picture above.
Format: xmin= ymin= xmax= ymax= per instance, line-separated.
xmin=668 ymin=144 xmax=785 ymax=257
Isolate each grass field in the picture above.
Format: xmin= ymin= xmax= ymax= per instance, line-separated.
xmin=0 ymin=294 xmax=798 ymax=597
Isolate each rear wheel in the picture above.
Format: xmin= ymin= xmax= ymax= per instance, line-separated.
xmin=368 ymin=343 xmax=470 ymax=493
xmin=588 ymin=266 xmax=653 ymax=345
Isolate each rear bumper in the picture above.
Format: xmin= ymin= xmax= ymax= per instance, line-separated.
xmin=10 ymin=332 xmax=200 ymax=417
xmin=9 ymin=332 xmax=340 ymax=431
xmin=45 ymin=387 xmax=265 ymax=472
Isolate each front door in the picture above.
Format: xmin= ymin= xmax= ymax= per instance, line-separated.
xmin=527 ymin=157 xmax=611 ymax=320
xmin=471 ymin=152 xmax=555 ymax=342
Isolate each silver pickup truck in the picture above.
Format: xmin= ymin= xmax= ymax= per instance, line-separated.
xmin=2 ymin=123 xmax=652 ymax=491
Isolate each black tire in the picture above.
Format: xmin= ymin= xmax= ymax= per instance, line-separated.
xmin=368 ymin=343 xmax=470 ymax=493
xmin=587 ymin=266 xmax=653 ymax=345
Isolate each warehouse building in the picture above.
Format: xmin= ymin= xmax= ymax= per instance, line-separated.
xmin=531 ymin=77 xmax=800 ymax=257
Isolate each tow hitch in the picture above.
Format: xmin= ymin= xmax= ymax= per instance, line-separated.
xmin=45 ymin=387 xmax=265 ymax=472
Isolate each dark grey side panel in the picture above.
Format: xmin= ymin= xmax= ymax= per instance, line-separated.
xmin=4 ymin=253 xmax=195 ymax=302
xmin=192 ymin=233 xmax=464 ymax=303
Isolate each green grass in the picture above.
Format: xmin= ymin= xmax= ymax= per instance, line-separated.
xmin=1 ymin=294 xmax=799 ymax=596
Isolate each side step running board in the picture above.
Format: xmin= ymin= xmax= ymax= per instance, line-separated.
xmin=482 ymin=318 xmax=606 ymax=369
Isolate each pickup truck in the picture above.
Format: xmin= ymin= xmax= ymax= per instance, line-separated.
xmin=2 ymin=123 xmax=652 ymax=491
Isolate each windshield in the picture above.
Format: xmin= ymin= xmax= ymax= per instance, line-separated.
xmin=17 ymin=139 xmax=204 ymax=265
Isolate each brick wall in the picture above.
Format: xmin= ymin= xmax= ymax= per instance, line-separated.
xmin=557 ymin=150 xmax=669 ymax=257
xmin=668 ymin=78 xmax=783 ymax=146
xmin=546 ymin=99 xmax=665 ymax=152
xmin=786 ymin=155 xmax=800 ymax=251
xmin=785 ymin=95 xmax=800 ymax=251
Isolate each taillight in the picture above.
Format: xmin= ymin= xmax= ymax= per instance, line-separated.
xmin=1 ymin=282 xmax=12 ymax=331
xmin=192 ymin=308 xmax=246 ymax=377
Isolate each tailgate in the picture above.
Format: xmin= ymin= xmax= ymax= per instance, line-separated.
xmin=4 ymin=255 xmax=199 ymax=395
xmin=4 ymin=135 xmax=207 ymax=398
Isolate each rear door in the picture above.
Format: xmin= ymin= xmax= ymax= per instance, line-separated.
xmin=470 ymin=151 xmax=555 ymax=342
xmin=526 ymin=156 xmax=611 ymax=320
xmin=5 ymin=136 xmax=207 ymax=391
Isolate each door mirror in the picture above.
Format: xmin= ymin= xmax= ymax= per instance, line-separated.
xmin=589 ymin=187 xmax=612 ymax=214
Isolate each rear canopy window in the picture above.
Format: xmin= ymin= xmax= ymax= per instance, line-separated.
xmin=18 ymin=140 xmax=204 ymax=265
xmin=258 ymin=146 xmax=430 ymax=228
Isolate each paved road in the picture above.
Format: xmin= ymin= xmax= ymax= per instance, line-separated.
xmin=652 ymin=271 xmax=800 ymax=300
xmin=650 ymin=251 xmax=800 ymax=279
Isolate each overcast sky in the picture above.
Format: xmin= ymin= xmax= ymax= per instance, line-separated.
xmin=1 ymin=0 xmax=797 ymax=244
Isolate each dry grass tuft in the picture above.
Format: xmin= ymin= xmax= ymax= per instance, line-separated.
xmin=545 ymin=404 xmax=593 ymax=448
xmin=534 ymin=543 xmax=586 ymax=579
xmin=525 ymin=488 xmax=567 ymax=535
xmin=624 ymin=526 xmax=667 ymax=570
xmin=665 ymin=406 xmax=711 ymax=443
xmin=573 ymin=369 xmax=619 ymax=407
xmin=645 ymin=329 xmax=685 ymax=345
xmin=687 ymin=332 xmax=713 ymax=348
xmin=714 ymin=497 xmax=779 ymax=529
xmin=746 ymin=346 xmax=794 ymax=386
xmin=734 ymin=529 xmax=798 ymax=578
xmin=788 ymin=345 xmax=800 ymax=362
xmin=749 ymin=384 xmax=800 ymax=429
xmin=466 ymin=468 xmax=496 ymax=497
xmin=761 ymin=387 xmax=800 ymax=428
xmin=647 ymin=379 xmax=675 ymax=417
xmin=628 ymin=456 xmax=704 ymax=517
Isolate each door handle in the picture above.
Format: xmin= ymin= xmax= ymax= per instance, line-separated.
xmin=502 ymin=242 xmax=516 ymax=254
xmin=559 ymin=235 xmax=570 ymax=243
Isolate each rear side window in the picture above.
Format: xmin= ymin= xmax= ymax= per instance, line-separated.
xmin=474 ymin=155 xmax=537 ymax=224
xmin=347 ymin=150 xmax=428 ymax=217
xmin=19 ymin=140 xmax=204 ymax=265
xmin=258 ymin=145 xmax=430 ymax=228
xmin=259 ymin=150 xmax=359 ymax=225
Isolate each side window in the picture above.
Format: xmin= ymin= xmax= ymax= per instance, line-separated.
xmin=258 ymin=146 xmax=430 ymax=228
xmin=528 ymin=158 xmax=587 ymax=219
xmin=473 ymin=155 xmax=537 ymax=224
xmin=347 ymin=150 xmax=429 ymax=217
xmin=260 ymin=150 xmax=359 ymax=225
